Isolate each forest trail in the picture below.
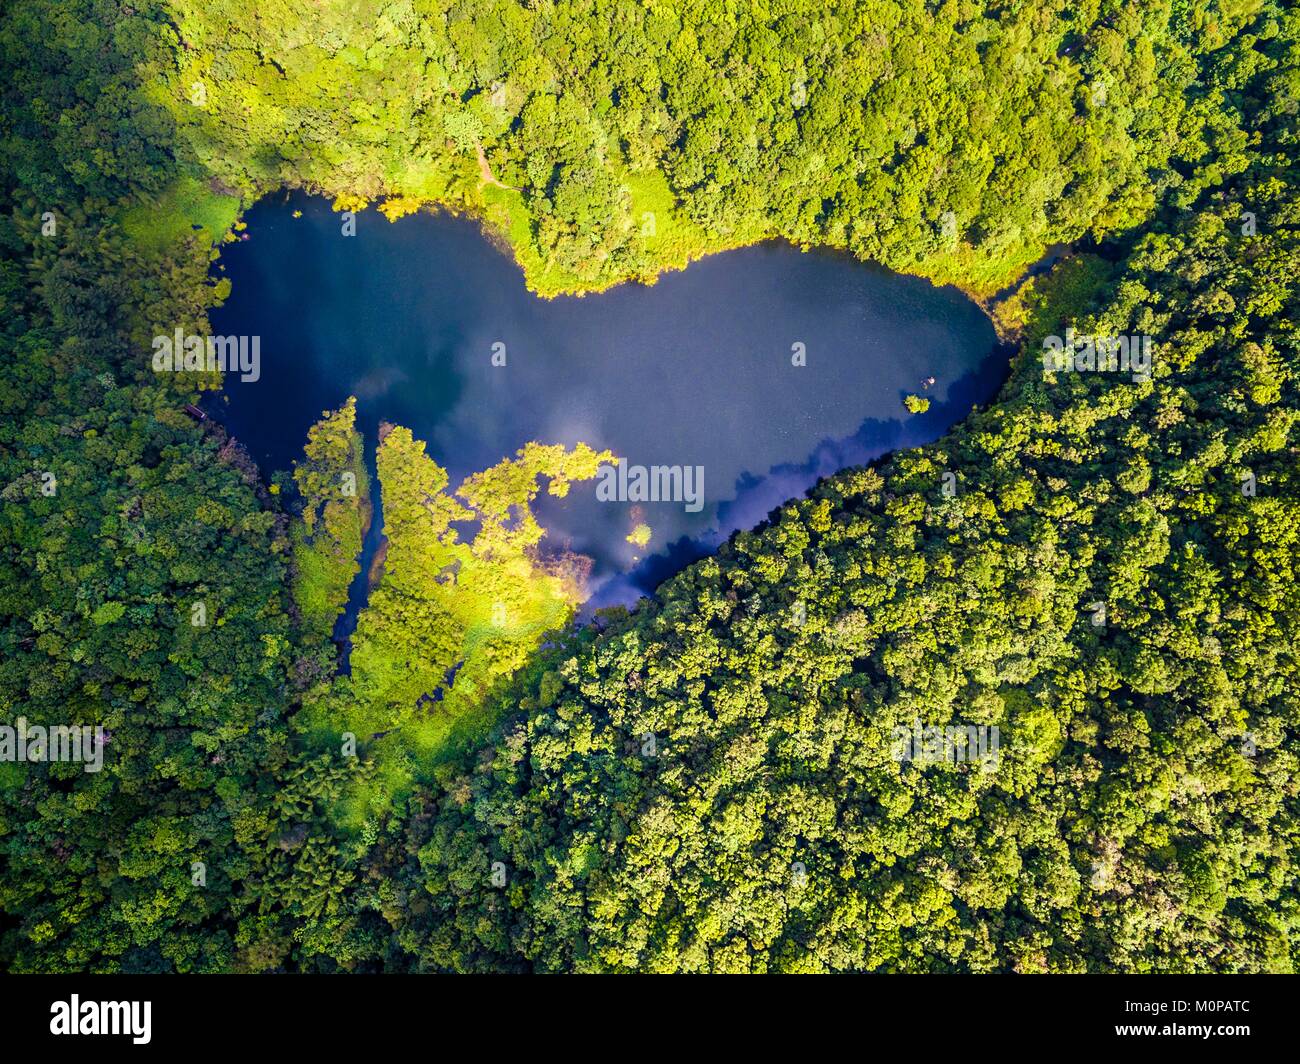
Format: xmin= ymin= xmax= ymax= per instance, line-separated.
xmin=476 ymin=143 xmax=520 ymax=191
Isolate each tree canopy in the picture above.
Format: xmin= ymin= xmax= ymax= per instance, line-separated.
xmin=0 ymin=0 xmax=1297 ymax=973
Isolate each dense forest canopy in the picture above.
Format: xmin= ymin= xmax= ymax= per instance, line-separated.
xmin=0 ymin=0 xmax=1297 ymax=972
xmin=153 ymin=0 xmax=1265 ymax=292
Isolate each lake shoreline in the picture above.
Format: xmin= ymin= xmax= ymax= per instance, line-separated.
xmin=214 ymin=182 xmax=1063 ymax=345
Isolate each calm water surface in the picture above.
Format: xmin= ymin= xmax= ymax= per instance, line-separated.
xmin=210 ymin=193 xmax=1006 ymax=630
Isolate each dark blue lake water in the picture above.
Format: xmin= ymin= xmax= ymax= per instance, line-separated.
xmin=210 ymin=192 xmax=1006 ymax=628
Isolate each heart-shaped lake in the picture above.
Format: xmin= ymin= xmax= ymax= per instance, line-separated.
xmin=210 ymin=193 xmax=1006 ymax=631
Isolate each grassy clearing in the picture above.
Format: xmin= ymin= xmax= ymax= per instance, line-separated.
xmin=119 ymin=174 xmax=242 ymax=251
